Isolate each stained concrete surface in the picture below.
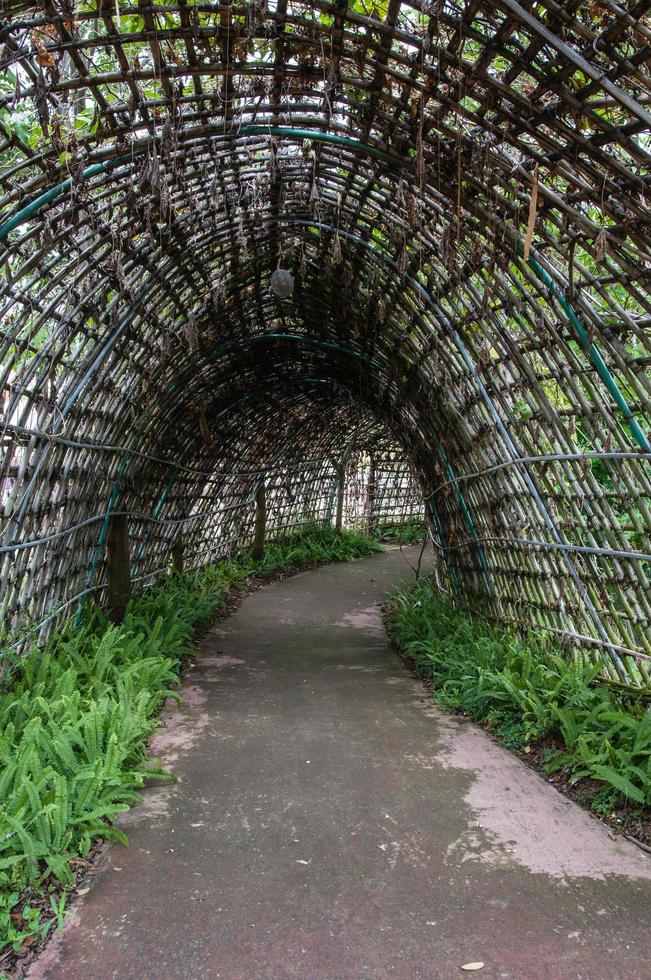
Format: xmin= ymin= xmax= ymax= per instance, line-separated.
xmin=30 ymin=548 xmax=651 ymax=979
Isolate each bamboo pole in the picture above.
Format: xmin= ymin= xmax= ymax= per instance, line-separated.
xmin=252 ymin=481 xmax=266 ymax=561
xmin=171 ymin=538 xmax=185 ymax=575
xmin=366 ymin=454 xmax=376 ymax=536
xmin=105 ymin=514 xmax=131 ymax=623
xmin=334 ymin=463 xmax=345 ymax=533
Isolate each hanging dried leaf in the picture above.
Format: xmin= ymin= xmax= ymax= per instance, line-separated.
xmin=199 ymin=409 xmax=213 ymax=447
xmin=397 ymin=243 xmax=408 ymax=278
xmin=184 ymin=314 xmax=199 ymax=352
xmin=33 ymin=36 xmax=55 ymax=69
xmin=523 ymin=163 xmax=539 ymax=261
xmin=416 ymin=114 xmax=426 ymax=192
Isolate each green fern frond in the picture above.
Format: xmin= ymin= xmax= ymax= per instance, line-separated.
xmin=590 ymin=765 xmax=646 ymax=804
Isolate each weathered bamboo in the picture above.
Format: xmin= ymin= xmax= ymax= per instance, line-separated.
xmin=366 ymin=454 xmax=377 ymax=537
xmin=334 ymin=464 xmax=346 ymax=533
xmin=0 ymin=0 xmax=649 ymax=684
xmin=252 ymin=482 xmax=266 ymax=562
xmin=105 ymin=515 xmax=131 ymax=624
xmin=171 ymin=539 xmax=185 ymax=576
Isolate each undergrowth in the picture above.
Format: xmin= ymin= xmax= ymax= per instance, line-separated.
xmin=386 ymin=576 xmax=651 ymax=816
xmin=377 ymin=521 xmax=425 ymax=545
xmin=0 ymin=525 xmax=379 ymax=957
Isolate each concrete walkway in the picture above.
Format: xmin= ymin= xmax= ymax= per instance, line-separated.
xmin=32 ymin=548 xmax=651 ymax=979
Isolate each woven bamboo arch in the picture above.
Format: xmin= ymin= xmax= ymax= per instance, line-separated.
xmin=0 ymin=1 xmax=649 ymax=683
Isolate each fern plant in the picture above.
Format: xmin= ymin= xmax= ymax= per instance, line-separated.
xmin=386 ymin=575 xmax=651 ymax=808
xmin=0 ymin=525 xmax=379 ymax=954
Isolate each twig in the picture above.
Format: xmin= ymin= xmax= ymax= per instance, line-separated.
xmin=625 ymin=834 xmax=651 ymax=856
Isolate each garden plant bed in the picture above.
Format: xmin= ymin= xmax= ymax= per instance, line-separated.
xmin=0 ymin=527 xmax=380 ymax=977
xmin=383 ymin=579 xmax=651 ymax=857
xmin=406 ymin=659 xmax=651 ymax=853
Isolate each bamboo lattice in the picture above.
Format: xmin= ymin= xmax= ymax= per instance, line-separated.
xmin=0 ymin=1 xmax=649 ymax=683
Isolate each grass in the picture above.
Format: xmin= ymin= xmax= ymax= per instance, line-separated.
xmin=0 ymin=525 xmax=379 ymax=958
xmin=376 ymin=521 xmax=425 ymax=545
xmin=386 ymin=576 xmax=651 ymax=817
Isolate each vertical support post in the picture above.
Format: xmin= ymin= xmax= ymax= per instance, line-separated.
xmin=334 ymin=463 xmax=345 ymax=533
xmin=105 ymin=513 xmax=131 ymax=623
xmin=171 ymin=538 xmax=185 ymax=575
xmin=366 ymin=453 xmax=376 ymax=535
xmin=252 ymin=480 xmax=266 ymax=561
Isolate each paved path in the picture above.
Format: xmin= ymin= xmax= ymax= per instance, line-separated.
xmin=32 ymin=548 xmax=651 ymax=979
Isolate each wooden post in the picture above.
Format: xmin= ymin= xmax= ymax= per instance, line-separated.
xmin=366 ymin=453 xmax=376 ymax=535
xmin=106 ymin=513 xmax=131 ymax=623
xmin=171 ymin=538 xmax=184 ymax=575
xmin=334 ymin=463 xmax=345 ymax=533
xmin=252 ymin=481 xmax=266 ymax=561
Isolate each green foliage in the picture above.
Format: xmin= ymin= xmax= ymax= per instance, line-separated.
xmin=386 ymin=577 xmax=651 ymax=809
xmin=376 ymin=521 xmax=425 ymax=545
xmin=0 ymin=526 xmax=378 ymax=954
xmin=252 ymin=524 xmax=381 ymax=571
xmin=0 ymin=891 xmax=53 ymax=952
